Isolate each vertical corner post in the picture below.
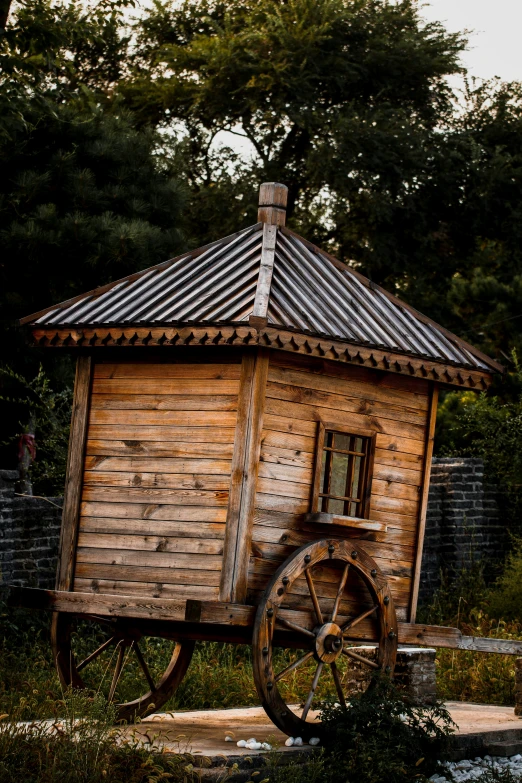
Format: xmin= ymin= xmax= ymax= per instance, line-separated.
xmin=56 ymin=354 xmax=92 ymax=591
xmin=220 ymin=348 xmax=270 ymax=603
xmin=409 ymin=383 xmax=439 ymax=621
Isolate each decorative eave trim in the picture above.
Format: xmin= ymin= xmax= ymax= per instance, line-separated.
xmin=29 ymin=325 xmax=493 ymax=389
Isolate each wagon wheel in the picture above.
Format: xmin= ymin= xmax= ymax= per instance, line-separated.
xmin=51 ymin=613 xmax=194 ymax=722
xmin=252 ymin=538 xmax=397 ymax=739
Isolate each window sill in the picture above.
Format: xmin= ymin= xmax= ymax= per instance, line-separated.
xmin=304 ymin=512 xmax=387 ymax=533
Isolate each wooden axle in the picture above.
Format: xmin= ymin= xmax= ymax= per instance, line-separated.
xmin=8 ymin=586 xmax=522 ymax=656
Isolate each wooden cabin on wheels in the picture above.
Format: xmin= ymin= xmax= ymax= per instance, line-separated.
xmin=11 ymin=183 xmax=515 ymax=737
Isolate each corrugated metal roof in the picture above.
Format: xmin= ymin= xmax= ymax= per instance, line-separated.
xmin=23 ymin=222 xmax=499 ymax=374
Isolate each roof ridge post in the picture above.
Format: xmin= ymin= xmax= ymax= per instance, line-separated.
xmin=257 ymin=182 xmax=288 ymax=227
xmin=249 ymin=183 xmax=287 ymax=329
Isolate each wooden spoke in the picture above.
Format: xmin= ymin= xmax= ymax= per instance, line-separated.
xmin=302 ymin=662 xmax=323 ymax=721
xmin=275 ymin=651 xmax=314 ymax=683
xmin=330 ymin=662 xmax=347 ymax=709
xmin=342 ymin=647 xmax=380 ymax=670
xmin=277 ymin=616 xmax=316 ymax=639
xmin=108 ymin=642 xmax=126 ymax=703
xmin=341 ymin=604 xmax=378 ymax=633
xmin=77 ymin=636 xmax=115 ymax=673
xmin=134 ymin=641 xmax=156 ymax=691
xmin=304 ymin=569 xmax=323 ymax=625
xmin=331 ymin=564 xmax=350 ymax=623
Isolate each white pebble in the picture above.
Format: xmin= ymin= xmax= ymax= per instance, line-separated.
xmin=261 ymin=743 xmax=272 ymax=751
xmin=309 ymin=737 xmax=320 ymax=746
xmin=511 ymin=755 xmax=522 ymax=762
xmin=247 ymin=738 xmax=256 ymax=744
xmin=237 ymin=740 xmax=247 ymax=747
xmin=285 ymin=737 xmax=294 ymax=747
xmin=293 ymin=737 xmax=303 ymax=746
xmin=225 ymin=735 xmax=233 ymax=742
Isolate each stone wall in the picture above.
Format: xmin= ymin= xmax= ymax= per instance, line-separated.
xmin=0 ymin=461 xmax=503 ymax=600
xmin=418 ymin=457 xmax=503 ymax=604
xmin=0 ymin=469 xmax=62 ymax=592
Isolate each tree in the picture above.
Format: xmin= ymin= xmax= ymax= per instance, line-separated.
xmin=121 ymin=0 xmax=465 ymax=269
xmin=0 ymin=0 xmax=187 ymax=474
xmin=120 ymin=0 xmax=522 ymax=365
xmin=0 ymin=0 xmax=186 ymax=370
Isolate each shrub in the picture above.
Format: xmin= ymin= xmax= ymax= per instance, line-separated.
xmin=319 ymin=675 xmax=455 ymax=783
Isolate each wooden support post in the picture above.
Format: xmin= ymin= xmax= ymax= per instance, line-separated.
xmin=56 ymin=355 xmax=92 ymax=591
xmin=409 ymin=383 xmax=439 ymax=621
xmin=220 ymin=348 xmax=269 ymax=603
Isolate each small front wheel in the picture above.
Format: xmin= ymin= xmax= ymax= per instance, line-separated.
xmin=51 ymin=613 xmax=194 ymax=722
xmin=252 ymin=538 xmax=397 ymax=739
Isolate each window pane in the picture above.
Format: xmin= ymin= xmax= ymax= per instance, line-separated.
xmin=334 ymin=432 xmax=352 ymax=452
xmin=316 ymin=430 xmax=371 ymax=518
xmin=328 ymin=497 xmax=345 ymax=515
xmin=330 ymin=451 xmax=349 ymax=499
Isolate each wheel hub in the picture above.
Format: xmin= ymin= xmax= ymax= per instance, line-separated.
xmin=314 ymin=622 xmax=343 ymax=663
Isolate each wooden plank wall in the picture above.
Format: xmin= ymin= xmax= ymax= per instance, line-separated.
xmin=247 ymin=353 xmax=432 ymax=622
xmin=73 ymin=357 xmax=241 ymax=602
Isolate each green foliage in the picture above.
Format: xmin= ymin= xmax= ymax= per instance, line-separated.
xmin=319 ymin=675 xmax=454 ymax=783
xmin=118 ymin=1 xmax=522 ymax=365
xmin=487 ymin=537 xmax=522 ymax=622
xmin=435 ymin=354 xmax=522 ymax=530
xmin=0 ymin=364 xmax=72 ymax=494
xmin=124 ymin=0 xmax=466 ymax=262
xmin=417 ymin=561 xmax=488 ymax=630
xmin=0 ymin=0 xmax=188 ymax=469
xmin=417 ymin=564 xmax=522 ymax=707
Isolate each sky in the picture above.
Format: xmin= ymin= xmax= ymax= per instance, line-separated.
xmin=421 ymin=0 xmax=522 ymax=82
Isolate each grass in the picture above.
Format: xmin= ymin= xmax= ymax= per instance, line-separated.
xmin=417 ymin=562 xmax=522 ymax=707
xmin=436 ymin=612 xmax=521 ymax=705
xmin=0 ymin=689 xmax=200 ymax=783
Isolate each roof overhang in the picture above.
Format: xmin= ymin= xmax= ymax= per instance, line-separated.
xmin=27 ymin=322 xmax=496 ymax=390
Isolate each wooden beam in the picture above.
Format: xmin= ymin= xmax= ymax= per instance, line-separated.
xmin=220 ymin=348 xmax=270 ymax=602
xmin=409 ymin=383 xmax=438 ymax=622
xmin=251 ymin=223 xmax=277 ymax=325
xmin=8 ymin=586 xmax=186 ymax=622
xmin=9 ymin=586 xmax=522 ymax=655
xmin=56 ymin=355 xmax=92 ymax=591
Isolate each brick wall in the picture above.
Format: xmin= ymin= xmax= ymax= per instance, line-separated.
xmin=418 ymin=457 xmax=503 ymax=603
xmin=0 ymin=469 xmax=62 ymax=592
xmin=0 ymin=461 xmax=504 ymax=600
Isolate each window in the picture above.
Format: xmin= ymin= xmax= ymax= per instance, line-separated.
xmin=311 ymin=424 xmax=375 ymax=519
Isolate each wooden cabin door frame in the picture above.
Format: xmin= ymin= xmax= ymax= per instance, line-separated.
xmin=220 ymin=347 xmax=269 ymax=603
